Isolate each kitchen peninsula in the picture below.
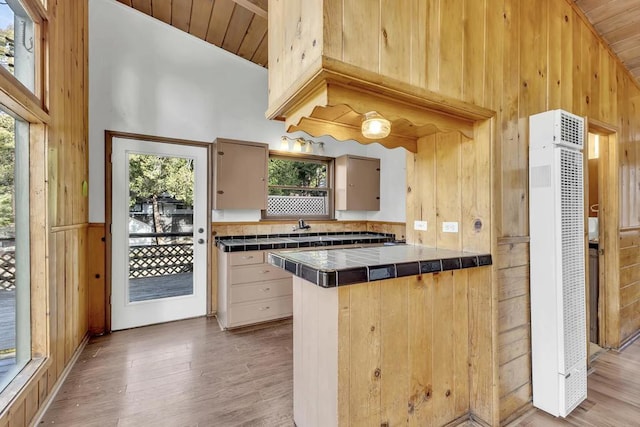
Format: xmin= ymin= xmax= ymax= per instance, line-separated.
xmin=268 ymin=245 xmax=492 ymax=427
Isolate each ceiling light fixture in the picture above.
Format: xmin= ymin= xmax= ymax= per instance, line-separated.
xmin=361 ymin=111 xmax=391 ymax=139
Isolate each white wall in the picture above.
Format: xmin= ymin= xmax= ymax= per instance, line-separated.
xmin=89 ymin=0 xmax=405 ymax=223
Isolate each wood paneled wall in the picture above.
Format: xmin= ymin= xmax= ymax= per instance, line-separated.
xmin=269 ymin=0 xmax=640 ymax=422
xmin=0 ymin=1 xmax=89 ymax=425
xmin=619 ymin=229 xmax=640 ymax=343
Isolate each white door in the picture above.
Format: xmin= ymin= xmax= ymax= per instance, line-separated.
xmin=111 ymin=138 xmax=208 ymax=330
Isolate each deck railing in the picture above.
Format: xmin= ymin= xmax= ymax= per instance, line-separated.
xmin=0 ymin=233 xmax=195 ymax=288
xmin=128 ymin=232 xmax=193 ymax=279
xmin=0 ymin=249 xmax=15 ymax=291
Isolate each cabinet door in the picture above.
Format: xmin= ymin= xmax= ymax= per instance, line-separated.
xmin=336 ymin=155 xmax=380 ymax=211
xmin=214 ymin=139 xmax=268 ymax=209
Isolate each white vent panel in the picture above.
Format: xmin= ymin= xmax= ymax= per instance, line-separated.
xmin=560 ymin=111 xmax=584 ymax=149
xmin=563 ymin=365 xmax=587 ymax=416
xmin=560 ymin=148 xmax=586 ymax=372
xmin=530 ymin=109 xmax=586 ymax=418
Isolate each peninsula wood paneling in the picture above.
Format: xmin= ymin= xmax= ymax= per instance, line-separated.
xmin=336 ymin=270 xmax=493 ymax=426
xmin=1 ymin=0 xmax=89 ymax=425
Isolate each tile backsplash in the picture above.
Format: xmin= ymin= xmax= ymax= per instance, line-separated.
xmin=212 ymin=220 xmax=405 ymax=241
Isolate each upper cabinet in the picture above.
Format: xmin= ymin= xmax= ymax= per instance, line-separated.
xmin=213 ymin=138 xmax=268 ymax=210
xmin=335 ymin=155 xmax=380 ymax=211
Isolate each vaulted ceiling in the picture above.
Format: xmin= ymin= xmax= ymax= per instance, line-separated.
xmin=116 ymin=0 xmax=268 ymax=67
xmin=117 ymin=0 xmax=640 ymax=88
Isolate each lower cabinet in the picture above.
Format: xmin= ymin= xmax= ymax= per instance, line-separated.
xmin=217 ymin=249 xmax=293 ymax=329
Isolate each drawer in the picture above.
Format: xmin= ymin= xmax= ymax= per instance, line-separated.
xmin=229 ymin=251 xmax=264 ymax=266
xmin=230 ymin=263 xmax=292 ymax=285
xmin=228 ymin=296 xmax=292 ymax=327
xmin=230 ymin=278 xmax=292 ymax=304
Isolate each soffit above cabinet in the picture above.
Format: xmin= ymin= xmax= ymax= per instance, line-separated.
xmin=117 ymin=1 xmax=640 ymax=89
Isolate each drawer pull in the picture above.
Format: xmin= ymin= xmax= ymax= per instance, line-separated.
xmin=242 ymin=255 xmax=254 ymax=259
xmin=261 ymin=270 xmax=270 ymax=274
xmin=259 ymin=306 xmax=270 ymax=311
xmin=261 ymin=287 xmax=271 ymax=292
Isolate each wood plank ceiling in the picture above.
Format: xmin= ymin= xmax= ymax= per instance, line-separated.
xmin=116 ymin=0 xmax=268 ymax=67
xmin=118 ymin=0 xmax=640 ymax=88
xmin=575 ymin=0 xmax=640 ymax=83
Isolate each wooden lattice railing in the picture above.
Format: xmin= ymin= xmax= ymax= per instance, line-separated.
xmin=0 ymin=249 xmax=15 ymax=291
xmin=129 ymin=232 xmax=193 ymax=279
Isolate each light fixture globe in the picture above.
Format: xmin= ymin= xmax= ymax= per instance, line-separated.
xmin=361 ymin=111 xmax=391 ymax=139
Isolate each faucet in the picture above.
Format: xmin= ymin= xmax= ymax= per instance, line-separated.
xmin=292 ymin=219 xmax=311 ymax=232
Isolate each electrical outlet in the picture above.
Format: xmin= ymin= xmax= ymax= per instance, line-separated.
xmin=442 ymin=222 xmax=459 ymax=233
xmin=413 ymin=220 xmax=427 ymax=231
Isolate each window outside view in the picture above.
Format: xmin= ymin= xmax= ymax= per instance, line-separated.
xmin=267 ymin=156 xmax=330 ymax=217
xmin=0 ymin=0 xmax=35 ymax=92
xmin=0 ymin=109 xmax=29 ymax=393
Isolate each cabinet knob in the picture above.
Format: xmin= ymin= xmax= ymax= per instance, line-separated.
xmin=259 ymin=306 xmax=270 ymax=311
xmin=217 ymin=190 xmax=224 ymax=195
xmin=261 ymin=270 xmax=270 ymax=274
xmin=376 ymin=197 xmax=380 ymax=200
xmin=218 ymin=151 xmax=224 ymax=155
xmin=261 ymin=287 xmax=271 ymax=292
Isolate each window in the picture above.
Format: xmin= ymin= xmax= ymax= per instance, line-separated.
xmin=265 ymin=154 xmax=333 ymax=219
xmin=0 ymin=0 xmax=36 ymax=93
xmin=0 ymin=108 xmax=30 ymax=393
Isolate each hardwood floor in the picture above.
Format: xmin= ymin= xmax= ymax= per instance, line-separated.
xmin=41 ymin=317 xmax=293 ymax=426
xmin=42 ymin=316 xmax=640 ymax=427
xmin=510 ymin=338 xmax=640 ymax=426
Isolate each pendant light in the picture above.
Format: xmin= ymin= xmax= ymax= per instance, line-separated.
xmin=361 ymin=111 xmax=391 ymax=139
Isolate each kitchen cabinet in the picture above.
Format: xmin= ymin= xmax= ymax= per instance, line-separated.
xmin=217 ymin=249 xmax=293 ymax=329
xmin=335 ymin=155 xmax=380 ymax=211
xmin=213 ymin=138 xmax=268 ymax=210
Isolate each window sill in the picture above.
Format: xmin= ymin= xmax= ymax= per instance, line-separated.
xmin=0 ymin=356 xmax=49 ymax=416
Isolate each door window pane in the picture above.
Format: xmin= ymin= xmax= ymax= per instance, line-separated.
xmin=127 ymin=154 xmax=195 ymax=302
xmin=0 ymin=0 xmax=35 ymax=92
xmin=0 ymin=109 xmax=30 ymax=393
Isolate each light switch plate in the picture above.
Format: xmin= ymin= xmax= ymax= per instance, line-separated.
xmin=442 ymin=222 xmax=459 ymax=233
xmin=413 ymin=220 xmax=428 ymax=231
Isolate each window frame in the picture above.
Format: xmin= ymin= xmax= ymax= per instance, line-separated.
xmin=262 ymin=151 xmax=335 ymax=221
xmin=0 ymin=0 xmax=49 ymax=413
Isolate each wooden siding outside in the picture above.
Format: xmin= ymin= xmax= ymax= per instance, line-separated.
xmin=0 ymin=0 xmax=89 ymax=425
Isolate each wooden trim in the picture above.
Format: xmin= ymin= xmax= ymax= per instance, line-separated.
xmin=50 ymin=223 xmax=88 ymax=233
xmin=0 ymin=66 xmax=49 ymax=124
xmin=620 ymin=226 xmax=640 ymax=232
xmin=21 ymin=0 xmax=49 ymax=23
xmin=0 ymin=357 xmax=50 ymax=418
xmin=29 ymin=124 xmax=48 ymax=359
xmin=105 ymin=130 xmax=211 ymax=147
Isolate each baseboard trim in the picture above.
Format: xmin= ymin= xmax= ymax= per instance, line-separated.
xmin=30 ymin=334 xmax=90 ymax=427
xmin=618 ymin=329 xmax=640 ymax=352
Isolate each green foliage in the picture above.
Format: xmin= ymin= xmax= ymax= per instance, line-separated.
xmin=268 ymin=158 xmax=326 ymax=196
xmin=128 ymin=154 xmax=194 ymax=207
xmin=0 ymin=112 xmax=14 ymax=228
xmin=0 ymin=25 xmax=14 ymax=73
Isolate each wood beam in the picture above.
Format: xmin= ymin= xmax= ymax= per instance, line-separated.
xmin=230 ymin=0 xmax=267 ymax=19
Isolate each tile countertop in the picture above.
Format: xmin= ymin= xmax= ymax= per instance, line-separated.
xmin=267 ymin=244 xmax=492 ymax=288
xmin=215 ymin=232 xmax=395 ymax=252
